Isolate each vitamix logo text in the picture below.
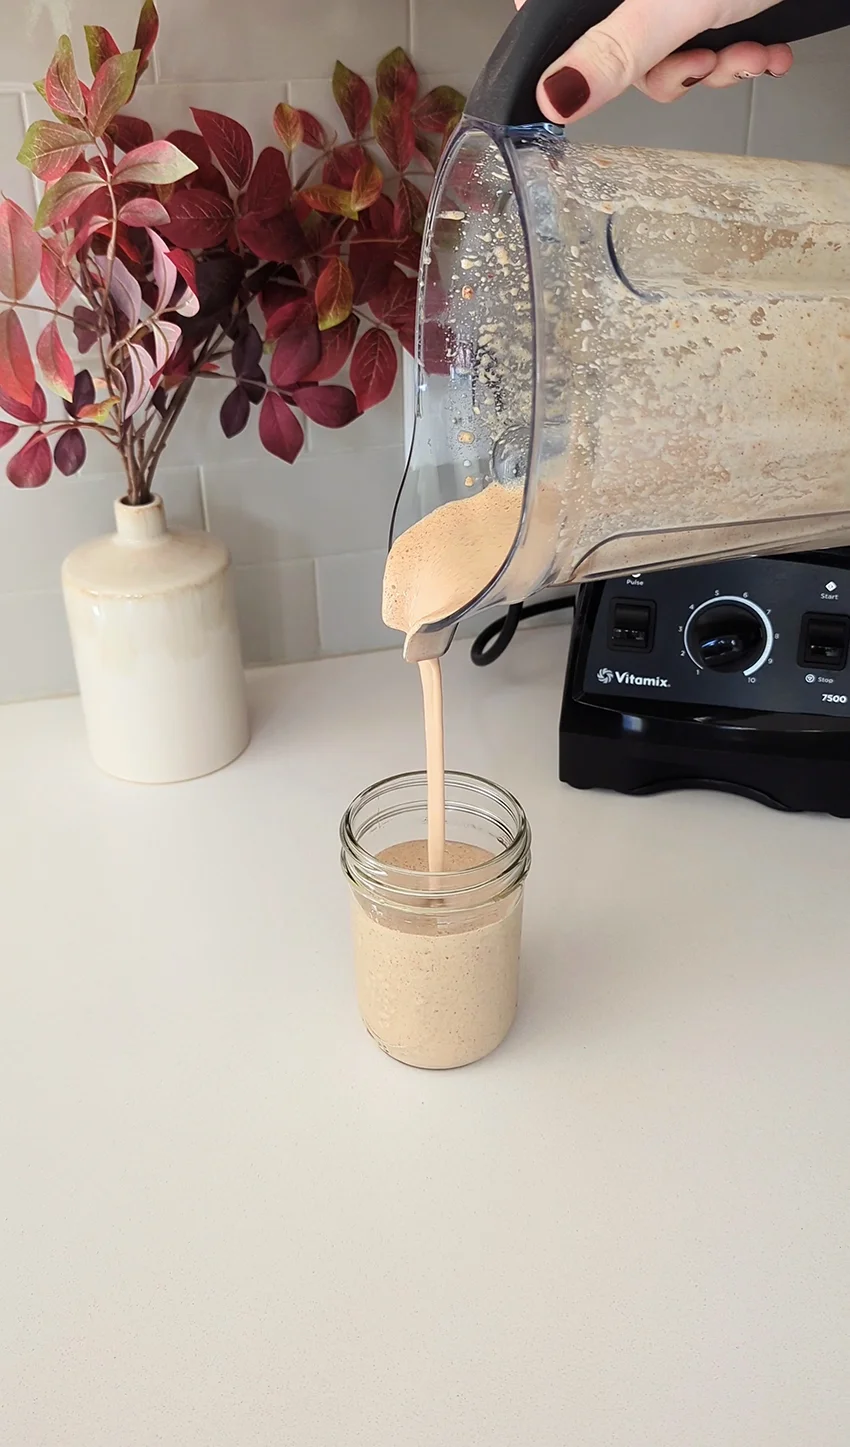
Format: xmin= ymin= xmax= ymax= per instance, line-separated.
xmin=596 ymin=668 xmax=670 ymax=689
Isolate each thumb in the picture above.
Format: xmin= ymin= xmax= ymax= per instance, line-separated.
xmin=537 ymin=0 xmax=725 ymax=122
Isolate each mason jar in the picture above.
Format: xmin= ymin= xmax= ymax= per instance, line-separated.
xmin=340 ymin=771 xmax=531 ymax=1069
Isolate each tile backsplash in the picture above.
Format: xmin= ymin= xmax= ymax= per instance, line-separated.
xmin=1 ymin=5 xmax=850 ymax=701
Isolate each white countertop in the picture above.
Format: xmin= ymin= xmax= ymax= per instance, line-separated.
xmin=2 ymin=625 xmax=850 ymax=1447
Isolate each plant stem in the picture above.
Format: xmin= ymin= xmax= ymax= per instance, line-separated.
xmin=13 ymin=302 xmax=79 ymax=324
xmin=141 ymin=328 xmax=225 ymax=492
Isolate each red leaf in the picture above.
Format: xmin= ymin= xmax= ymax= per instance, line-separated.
xmin=191 ymin=108 xmax=253 ymax=190
xmin=167 ymin=248 xmax=197 ymax=292
xmin=265 ymin=296 xmax=314 ymax=341
xmin=323 ymin=143 xmax=366 ymax=189
xmin=373 ymin=98 xmax=415 ymax=172
xmin=302 ymin=314 xmax=359 ymax=381
xmin=119 ymin=197 xmax=170 ymax=227
xmin=165 ymin=129 xmax=225 ymax=192
xmin=395 ymin=232 xmax=422 ymax=272
xmin=109 ymin=113 xmax=154 ymax=153
xmin=163 ymin=188 xmax=234 ymax=249
xmin=349 ymin=238 xmax=396 ymax=305
xmin=413 ymin=86 xmax=466 ymax=134
xmin=6 ymin=431 xmax=51 ymax=488
xmin=269 ymin=304 xmax=322 ymax=388
xmin=0 ymin=309 xmax=35 ymax=408
xmin=0 ymin=420 xmax=18 ymax=446
xmin=0 ymin=200 xmax=40 ymax=301
xmin=54 ymin=427 xmax=86 ymax=475
xmin=85 ymin=25 xmax=120 ymax=77
xmin=243 ymin=148 xmax=292 ymax=220
xmin=273 ymin=103 xmax=304 ymax=154
xmin=393 ymin=177 xmax=427 ymax=238
xmin=350 ymin=327 xmax=397 ymax=410
xmin=333 ymin=62 xmax=372 ymax=139
xmin=351 ymin=159 xmax=383 ymax=213
xmin=291 ymin=383 xmax=359 ymax=428
xmin=298 ymin=110 xmax=329 ymax=149
xmin=371 ymin=266 xmax=416 ymax=329
xmin=260 ymin=280 xmax=305 ymax=321
xmin=133 ymin=0 xmax=160 ymax=72
xmin=40 ymin=242 xmax=73 ymax=308
xmin=376 ymin=48 xmax=418 ymax=106
xmin=237 ymin=210 xmax=308 ymax=263
xmin=315 ymin=256 xmax=353 ymax=332
xmin=0 ymin=383 xmax=46 ymax=424
xmin=259 ymin=391 xmax=304 ymax=463
xmin=36 ymin=320 xmax=75 ymax=401
xmin=220 ymin=385 xmax=251 ymax=437
xmin=298 ymin=184 xmax=358 ymax=220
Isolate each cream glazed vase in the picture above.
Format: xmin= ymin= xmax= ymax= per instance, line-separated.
xmin=62 ymin=496 xmax=250 ymax=783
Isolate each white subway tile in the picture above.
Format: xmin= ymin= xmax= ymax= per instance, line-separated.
xmin=134 ymin=80 xmax=286 ymax=152
xmin=203 ymin=445 xmax=404 ymax=565
xmin=749 ymin=50 xmax=850 ymax=164
xmin=0 ymin=93 xmax=36 ymax=212
xmin=571 ymin=83 xmax=752 ymax=155
xmin=306 ymin=366 xmax=404 ymax=456
xmin=315 ymin=548 xmax=398 ymax=655
xmin=412 ymin=0 xmax=509 ymax=85
xmin=234 ymin=559 xmax=319 ymax=664
xmin=0 ymin=589 xmax=76 ymax=703
xmin=0 ymin=0 xmax=145 ymax=87
xmin=155 ymin=0 xmax=408 ymax=83
xmin=0 ymin=466 xmax=203 ymax=596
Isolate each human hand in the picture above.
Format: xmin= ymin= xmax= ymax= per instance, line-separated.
xmin=513 ymin=0 xmax=793 ymax=121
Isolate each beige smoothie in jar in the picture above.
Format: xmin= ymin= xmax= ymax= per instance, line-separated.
xmin=341 ymin=773 xmax=531 ymax=1069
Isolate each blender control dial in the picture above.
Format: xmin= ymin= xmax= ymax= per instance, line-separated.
xmin=684 ymin=596 xmax=773 ymax=675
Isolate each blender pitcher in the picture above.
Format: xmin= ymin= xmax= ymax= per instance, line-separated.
xmin=393 ymin=0 xmax=850 ymax=661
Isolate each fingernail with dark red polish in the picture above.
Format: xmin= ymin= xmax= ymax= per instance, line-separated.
xmin=682 ymin=76 xmax=704 ymax=87
xmin=543 ymin=66 xmax=591 ymax=119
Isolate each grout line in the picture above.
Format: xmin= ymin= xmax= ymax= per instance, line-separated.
xmin=408 ymin=0 xmax=416 ymax=54
xmin=198 ymin=465 xmax=210 ymax=531
xmin=150 ymin=48 xmax=161 ymax=85
xmin=744 ymin=78 xmax=757 ymax=155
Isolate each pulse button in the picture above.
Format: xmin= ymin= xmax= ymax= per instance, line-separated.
xmin=799 ymin=613 xmax=850 ymax=670
xmin=608 ymin=598 xmax=656 ymax=652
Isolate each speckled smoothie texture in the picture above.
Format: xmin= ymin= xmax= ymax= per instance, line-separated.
xmin=351 ymin=839 xmax=523 ymax=1070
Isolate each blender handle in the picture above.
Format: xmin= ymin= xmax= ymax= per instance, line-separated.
xmin=465 ymin=0 xmax=849 ymax=127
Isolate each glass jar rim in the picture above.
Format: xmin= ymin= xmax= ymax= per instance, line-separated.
xmin=340 ymin=769 xmax=531 ymax=909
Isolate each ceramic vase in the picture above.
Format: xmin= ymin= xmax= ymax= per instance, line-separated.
xmin=62 ymin=495 xmax=250 ymax=783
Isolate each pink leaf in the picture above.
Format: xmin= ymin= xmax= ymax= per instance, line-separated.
xmin=149 ymin=319 xmax=183 ymax=375
xmin=165 ymin=130 xmax=227 ymax=193
xmin=33 ymin=172 xmax=104 ymax=231
xmin=0 ymin=383 xmax=46 ymax=424
xmin=119 ymin=198 xmax=170 ymax=228
xmin=243 ymin=147 xmax=292 ymax=220
xmin=40 ymin=243 xmax=73 ymax=308
xmin=237 ymin=211 xmax=308 ymax=264
xmin=163 ymin=188 xmax=234 ymax=249
xmin=171 ymin=281 xmax=199 ymax=318
xmin=148 ymin=229 xmax=177 ymax=311
xmin=96 ymin=255 xmax=141 ymax=329
xmin=125 ymin=342 xmax=157 ymax=417
xmin=54 ymin=427 xmax=86 ymax=475
xmin=63 ymin=214 xmax=110 ymax=263
xmin=167 ymin=249 xmax=197 ymax=293
xmin=259 ymin=392 xmax=304 ymax=463
xmin=113 ymin=139 xmax=198 ymax=186
xmin=6 ymin=431 xmax=52 ymax=488
xmin=302 ymin=314 xmax=359 ymax=382
xmin=86 ymin=50 xmax=140 ymax=138
xmin=16 ymin=120 xmax=83 ymax=183
xmin=191 ymin=108 xmax=253 ymax=190
xmin=350 ymin=327 xmax=397 ymax=410
xmin=0 ymin=420 xmax=18 ymax=447
xmin=0 ymin=199 xmax=41 ymax=301
xmin=36 ymin=320 xmax=75 ymax=401
xmin=291 ymin=383 xmax=359 ymax=428
xmin=270 ymin=303 xmax=322 ymax=388
xmin=0 ymin=308 xmax=36 ymax=408
xmin=45 ymin=35 xmax=86 ymax=123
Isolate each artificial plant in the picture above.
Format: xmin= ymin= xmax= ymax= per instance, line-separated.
xmin=0 ymin=0 xmax=464 ymax=499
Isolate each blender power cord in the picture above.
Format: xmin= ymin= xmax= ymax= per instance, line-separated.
xmin=470 ymin=595 xmax=575 ymax=667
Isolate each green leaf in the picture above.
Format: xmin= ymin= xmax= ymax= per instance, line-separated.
xmin=17 ymin=120 xmax=84 ymax=182
xmin=112 ymin=139 xmax=198 ymax=186
xmin=34 ymin=171 xmax=104 ymax=231
xmin=84 ymin=25 xmax=120 ymax=78
xmin=45 ymin=35 xmax=86 ymax=123
xmin=298 ymin=185 xmax=359 ymax=221
xmin=332 ymin=61 xmax=371 ymax=138
xmin=375 ymin=48 xmax=417 ymax=106
xmin=315 ymin=257 xmax=353 ymax=331
xmin=86 ymin=50 xmax=140 ymax=137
